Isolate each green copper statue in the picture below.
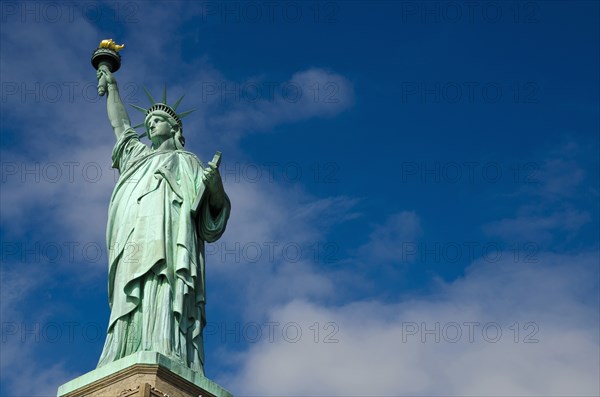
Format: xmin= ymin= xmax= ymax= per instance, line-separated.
xmin=92 ymin=41 xmax=231 ymax=375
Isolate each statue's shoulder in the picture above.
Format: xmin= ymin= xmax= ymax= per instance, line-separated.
xmin=176 ymin=150 xmax=205 ymax=168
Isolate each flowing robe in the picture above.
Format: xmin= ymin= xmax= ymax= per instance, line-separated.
xmin=98 ymin=129 xmax=230 ymax=373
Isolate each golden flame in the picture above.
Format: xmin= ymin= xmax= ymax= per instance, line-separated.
xmin=99 ymin=39 xmax=125 ymax=52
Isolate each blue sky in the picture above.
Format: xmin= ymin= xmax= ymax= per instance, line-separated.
xmin=1 ymin=1 xmax=599 ymax=396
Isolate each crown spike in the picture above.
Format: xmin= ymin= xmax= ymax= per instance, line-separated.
xmin=162 ymin=84 xmax=167 ymax=104
xmin=172 ymin=95 xmax=185 ymax=111
xmin=129 ymin=104 xmax=148 ymax=113
xmin=177 ymin=109 xmax=196 ymax=119
xmin=143 ymin=86 xmax=156 ymax=105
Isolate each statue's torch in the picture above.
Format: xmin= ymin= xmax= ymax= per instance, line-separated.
xmin=91 ymin=39 xmax=124 ymax=96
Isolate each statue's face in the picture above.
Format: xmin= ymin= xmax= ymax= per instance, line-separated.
xmin=148 ymin=114 xmax=174 ymax=140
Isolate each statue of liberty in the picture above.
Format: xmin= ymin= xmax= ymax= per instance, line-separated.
xmin=93 ymin=43 xmax=230 ymax=375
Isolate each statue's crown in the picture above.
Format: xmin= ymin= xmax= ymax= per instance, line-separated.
xmin=146 ymin=103 xmax=182 ymax=129
xmin=130 ymin=86 xmax=195 ymax=137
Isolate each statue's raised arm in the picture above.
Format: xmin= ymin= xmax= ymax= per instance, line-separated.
xmin=97 ymin=66 xmax=131 ymax=140
xmin=91 ymin=39 xmax=130 ymax=140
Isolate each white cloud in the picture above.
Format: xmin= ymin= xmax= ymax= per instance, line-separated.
xmin=483 ymin=144 xmax=593 ymax=245
xmin=358 ymin=211 xmax=423 ymax=262
xmin=483 ymin=208 xmax=591 ymax=243
xmin=536 ymin=158 xmax=585 ymax=199
xmin=514 ymin=144 xmax=587 ymax=201
xmin=225 ymin=251 xmax=599 ymax=396
xmin=205 ymin=68 xmax=355 ymax=139
xmin=290 ymin=196 xmax=362 ymax=227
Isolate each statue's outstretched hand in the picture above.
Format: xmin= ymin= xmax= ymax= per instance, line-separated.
xmin=96 ymin=65 xmax=116 ymax=96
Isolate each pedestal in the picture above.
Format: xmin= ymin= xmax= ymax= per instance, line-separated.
xmin=57 ymin=352 xmax=233 ymax=397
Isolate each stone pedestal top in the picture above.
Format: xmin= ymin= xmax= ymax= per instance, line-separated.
xmin=57 ymin=352 xmax=232 ymax=397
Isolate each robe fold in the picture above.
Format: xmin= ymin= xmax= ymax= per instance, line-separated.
xmin=97 ymin=129 xmax=230 ymax=373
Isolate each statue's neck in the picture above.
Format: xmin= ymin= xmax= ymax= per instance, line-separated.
xmin=151 ymin=137 xmax=177 ymax=151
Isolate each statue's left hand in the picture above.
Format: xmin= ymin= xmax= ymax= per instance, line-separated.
xmin=203 ymin=162 xmax=225 ymax=197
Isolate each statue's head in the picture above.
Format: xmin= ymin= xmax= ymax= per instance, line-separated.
xmin=130 ymin=86 xmax=195 ymax=150
xmin=145 ymin=106 xmax=185 ymax=149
